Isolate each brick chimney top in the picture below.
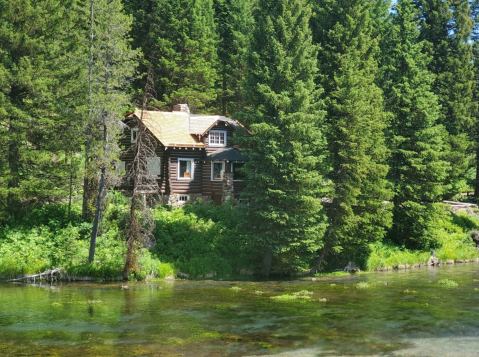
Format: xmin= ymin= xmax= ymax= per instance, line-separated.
xmin=173 ymin=104 xmax=190 ymax=114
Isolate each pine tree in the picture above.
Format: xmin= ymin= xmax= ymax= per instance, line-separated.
xmin=0 ymin=0 xmax=85 ymax=218
xmin=382 ymin=0 xmax=449 ymax=248
xmin=125 ymin=0 xmax=218 ymax=111
xmin=213 ymin=0 xmax=254 ymax=115
xmin=417 ymin=0 xmax=476 ymax=196
xmin=237 ymin=0 xmax=327 ymax=276
xmin=311 ymin=0 xmax=393 ymax=267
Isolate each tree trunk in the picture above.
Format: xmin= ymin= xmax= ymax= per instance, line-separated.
xmin=260 ymin=249 xmax=273 ymax=277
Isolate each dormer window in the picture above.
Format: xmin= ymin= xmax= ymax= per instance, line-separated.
xmin=131 ymin=127 xmax=139 ymax=143
xmin=209 ymin=130 xmax=227 ymax=147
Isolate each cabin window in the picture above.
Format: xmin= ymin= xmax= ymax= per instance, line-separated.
xmin=147 ymin=157 xmax=161 ymax=176
xmin=131 ymin=127 xmax=139 ymax=143
xmin=178 ymin=158 xmax=194 ymax=179
xmin=178 ymin=194 xmax=189 ymax=203
xmin=209 ymin=130 xmax=227 ymax=147
xmin=231 ymin=162 xmax=246 ymax=181
xmin=211 ymin=161 xmax=225 ymax=180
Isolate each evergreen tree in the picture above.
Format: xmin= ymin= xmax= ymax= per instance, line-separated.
xmin=417 ymin=0 xmax=476 ymax=196
xmin=311 ymin=0 xmax=393 ymax=267
xmin=125 ymin=0 xmax=218 ymax=111
xmin=0 ymin=0 xmax=85 ymax=218
xmin=213 ymin=0 xmax=254 ymax=115
xmin=382 ymin=0 xmax=449 ymax=248
xmin=237 ymin=0 xmax=327 ymax=276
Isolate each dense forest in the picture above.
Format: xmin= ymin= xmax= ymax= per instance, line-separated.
xmin=2 ymin=0 xmax=479 ymax=279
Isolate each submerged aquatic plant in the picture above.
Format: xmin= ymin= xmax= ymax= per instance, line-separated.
xmin=230 ymin=286 xmax=242 ymax=292
xmin=473 ymin=288 xmax=479 ymax=292
xmin=253 ymin=290 xmax=263 ymax=295
xmin=438 ymin=279 xmax=458 ymax=287
xmin=271 ymin=290 xmax=313 ymax=301
xmin=356 ymin=281 xmax=371 ymax=288
xmin=403 ymin=289 xmax=418 ymax=294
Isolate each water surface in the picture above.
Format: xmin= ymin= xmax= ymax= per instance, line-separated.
xmin=1 ymin=264 xmax=479 ymax=356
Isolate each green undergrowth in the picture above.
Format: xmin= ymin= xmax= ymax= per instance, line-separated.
xmin=0 ymin=195 xmax=175 ymax=280
xmin=151 ymin=201 xmax=251 ymax=277
xmin=366 ymin=208 xmax=479 ymax=271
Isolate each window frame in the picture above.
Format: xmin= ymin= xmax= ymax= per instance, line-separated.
xmin=177 ymin=158 xmax=194 ymax=180
xmin=211 ymin=161 xmax=226 ymax=181
xmin=208 ymin=130 xmax=227 ymax=147
xmin=131 ymin=127 xmax=139 ymax=143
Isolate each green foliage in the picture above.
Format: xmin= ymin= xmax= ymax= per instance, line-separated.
xmin=237 ymin=0 xmax=327 ymax=276
xmin=213 ymin=0 xmax=254 ymax=114
xmin=366 ymin=206 xmax=479 ymax=270
xmin=152 ymin=203 xmax=248 ymax=276
xmin=366 ymin=242 xmax=430 ymax=271
xmin=312 ymin=0 xmax=393 ymax=262
xmin=381 ymin=0 xmax=450 ymax=249
xmin=0 ymin=0 xmax=85 ymax=216
xmin=125 ymin=0 xmax=218 ymax=110
xmin=417 ymin=0 xmax=477 ymax=196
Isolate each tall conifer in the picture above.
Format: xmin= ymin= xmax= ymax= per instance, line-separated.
xmin=0 ymin=0 xmax=85 ymax=217
xmin=311 ymin=0 xmax=393 ymax=267
xmin=382 ymin=0 xmax=449 ymax=248
xmin=213 ymin=0 xmax=254 ymax=115
xmin=237 ymin=0 xmax=327 ymax=276
xmin=125 ymin=0 xmax=218 ymax=111
xmin=417 ymin=0 xmax=476 ymax=196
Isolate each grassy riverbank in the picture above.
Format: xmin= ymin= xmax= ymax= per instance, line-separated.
xmin=1 ymin=194 xmax=478 ymax=280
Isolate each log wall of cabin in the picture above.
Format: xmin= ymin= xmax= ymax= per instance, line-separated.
xmin=167 ymin=148 xmax=204 ymax=194
xmin=201 ymin=122 xmax=245 ymax=198
xmin=119 ymin=117 xmax=167 ymax=193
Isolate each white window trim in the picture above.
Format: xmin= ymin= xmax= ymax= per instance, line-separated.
xmin=131 ymin=127 xmax=139 ymax=143
xmin=178 ymin=194 xmax=189 ymax=203
xmin=231 ymin=162 xmax=245 ymax=181
xmin=209 ymin=130 xmax=227 ymax=147
xmin=147 ymin=157 xmax=161 ymax=177
xmin=177 ymin=158 xmax=194 ymax=180
xmin=211 ymin=161 xmax=225 ymax=181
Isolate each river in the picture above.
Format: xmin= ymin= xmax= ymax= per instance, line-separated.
xmin=1 ymin=263 xmax=479 ymax=356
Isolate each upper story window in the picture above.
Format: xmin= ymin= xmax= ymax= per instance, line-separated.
xmin=178 ymin=158 xmax=194 ymax=180
xmin=209 ymin=130 xmax=227 ymax=147
xmin=131 ymin=127 xmax=139 ymax=143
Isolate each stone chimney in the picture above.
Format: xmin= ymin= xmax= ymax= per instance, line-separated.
xmin=173 ymin=103 xmax=190 ymax=114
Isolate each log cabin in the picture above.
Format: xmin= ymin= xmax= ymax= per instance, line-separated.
xmin=119 ymin=104 xmax=248 ymax=206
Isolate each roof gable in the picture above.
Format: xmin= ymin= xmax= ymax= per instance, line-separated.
xmin=127 ymin=109 xmax=243 ymax=148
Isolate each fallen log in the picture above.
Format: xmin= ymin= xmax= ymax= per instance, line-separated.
xmin=7 ymin=268 xmax=66 ymax=283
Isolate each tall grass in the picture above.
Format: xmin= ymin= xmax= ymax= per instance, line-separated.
xmin=366 ymin=209 xmax=479 ymax=271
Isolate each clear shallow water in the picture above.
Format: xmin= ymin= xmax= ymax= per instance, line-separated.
xmin=1 ymin=264 xmax=479 ymax=356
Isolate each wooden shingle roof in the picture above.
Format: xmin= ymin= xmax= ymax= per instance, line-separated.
xmin=127 ymin=109 xmax=242 ymax=148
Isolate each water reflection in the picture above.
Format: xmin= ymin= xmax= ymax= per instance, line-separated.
xmin=0 ymin=264 xmax=478 ymax=356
